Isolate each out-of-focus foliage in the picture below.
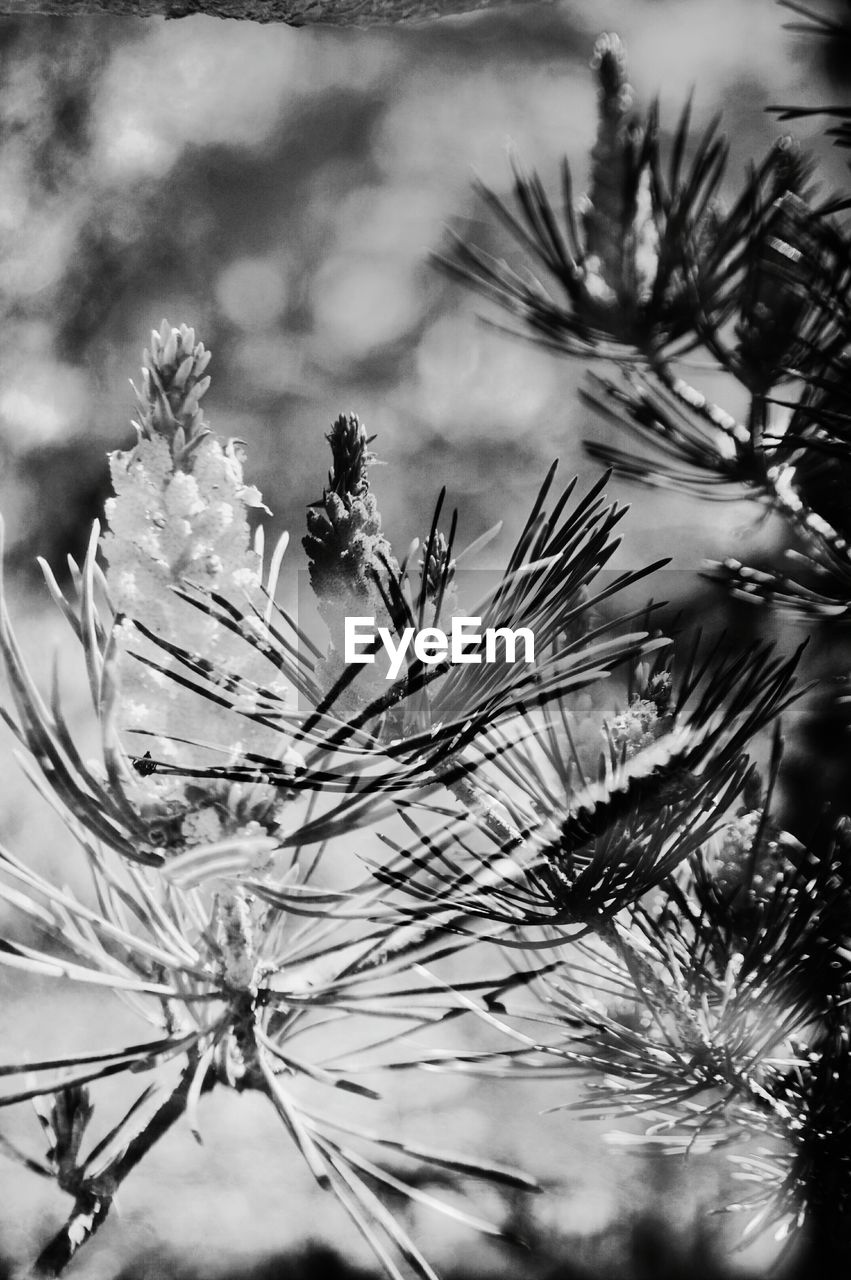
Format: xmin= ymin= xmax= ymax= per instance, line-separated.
xmin=434 ymin=3 xmax=851 ymax=1269
xmin=0 ymin=3 xmax=848 ymax=1278
xmin=0 ymin=1 xmax=841 ymax=580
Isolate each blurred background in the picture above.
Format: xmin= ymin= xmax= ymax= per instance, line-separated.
xmin=0 ymin=2 xmax=849 ymax=1276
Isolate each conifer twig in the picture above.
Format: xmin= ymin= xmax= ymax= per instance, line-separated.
xmin=33 ymin=1056 xmax=208 ymax=1278
xmin=0 ymin=0 xmax=539 ymax=23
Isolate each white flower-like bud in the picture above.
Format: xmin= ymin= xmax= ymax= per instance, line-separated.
xmin=716 ymin=811 xmax=761 ymax=874
xmin=182 ymin=806 xmax=224 ymax=847
xmin=713 ymin=810 xmax=792 ymax=902
xmin=100 ymin=328 xmax=291 ymax=796
xmin=608 ymin=696 xmax=661 ymax=759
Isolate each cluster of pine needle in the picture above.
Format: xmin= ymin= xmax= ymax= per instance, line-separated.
xmin=1 ymin=4 xmax=851 ymax=1278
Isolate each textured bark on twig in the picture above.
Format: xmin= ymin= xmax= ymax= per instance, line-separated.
xmin=32 ymin=1063 xmax=206 ymax=1278
xmin=0 ymin=0 xmax=544 ymax=25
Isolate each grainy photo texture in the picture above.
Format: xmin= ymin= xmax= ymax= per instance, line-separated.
xmin=0 ymin=3 xmax=850 ymax=1279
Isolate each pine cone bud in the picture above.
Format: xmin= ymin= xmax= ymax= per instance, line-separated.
xmin=420 ymin=530 xmax=456 ymax=602
xmin=326 ymin=411 xmax=375 ymax=500
xmin=304 ymin=414 xmax=402 ymax=716
xmin=583 ymin=33 xmax=636 ymax=296
xmin=304 ymin=413 xmax=398 ymax=619
xmin=592 ymin=32 xmax=630 ymax=108
xmin=133 ymin=319 xmax=212 ymax=468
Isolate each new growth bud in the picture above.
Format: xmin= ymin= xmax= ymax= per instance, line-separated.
xmin=102 ymin=324 xmax=289 ymax=772
xmin=304 ymin=413 xmax=403 ymax=712
xmin=133 ymin=320 xmax=212 ymax=469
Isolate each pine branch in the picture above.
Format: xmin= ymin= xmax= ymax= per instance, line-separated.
xmin=33 ymin=1057 xmax=208 ymax=1277
xmin=769 ymin=3 xmax=851 ymax=152
xmin=584 ymin=351 xmax=851 ymax=618
xmin=437 ymin=38 xmax=816 ymax=364
xmin=0 ymin=0 xmax=542 ymax=22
